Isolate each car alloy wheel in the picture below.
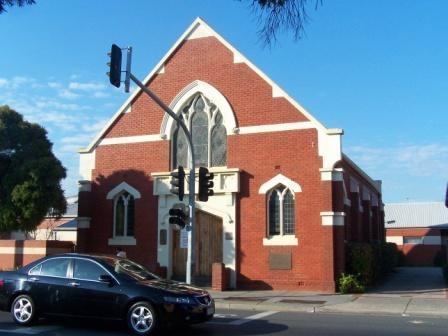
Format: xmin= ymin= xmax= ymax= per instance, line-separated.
xmin=11 ymin=295 xmax=36 ymax=326
xmin=127 ymin=301 xmax=156 ymax=335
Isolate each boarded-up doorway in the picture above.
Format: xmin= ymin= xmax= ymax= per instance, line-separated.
xmin=172 ymin=210 xmax=223 ymax=285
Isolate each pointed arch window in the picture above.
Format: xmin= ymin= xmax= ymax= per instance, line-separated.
xmin=172 ymin=94 xmax=227 ymax=169
xmin=268 ymin=186 xmax=295 ymax=236
xmin=113 ymin=191 xmax=135 ymax=238
xmin=106 ymin=182 xmax=140 ymax=246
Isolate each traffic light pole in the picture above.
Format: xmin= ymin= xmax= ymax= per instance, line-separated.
xmin=128 ymin=73 xmax=196 ymax=285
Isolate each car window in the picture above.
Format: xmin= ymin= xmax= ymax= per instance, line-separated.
xmin=114 ymin=259 xmax=159 ymax=281
xmin=73 ymin=259 xmax=106 ymax=281
xmin=29 ymin=264 xmax=42 ymax=275
xmin=31 ymin=258 xmax=70 ymax=278
xmin=97 ymin=256 xmax=160 ymax=281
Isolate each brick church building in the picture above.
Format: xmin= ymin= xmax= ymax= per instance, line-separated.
xmin=77 ymin=18 xmax=384 ymax=292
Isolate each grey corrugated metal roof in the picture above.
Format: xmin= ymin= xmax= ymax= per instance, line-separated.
xmin=385 ymin=202 xmax=448 ymax=229
xmin=53 ymin=219 xmax=78 ymax=231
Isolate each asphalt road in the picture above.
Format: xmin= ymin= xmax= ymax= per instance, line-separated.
xmin=1 ymin=309 xmax=448 ymax=336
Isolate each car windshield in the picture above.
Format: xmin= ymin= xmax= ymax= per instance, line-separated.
xmin=99 ymin=256 xmax=160 ymax=281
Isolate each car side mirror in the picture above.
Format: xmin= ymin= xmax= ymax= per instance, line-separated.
xmin=98 ymin=274 xmax=114 ymax=286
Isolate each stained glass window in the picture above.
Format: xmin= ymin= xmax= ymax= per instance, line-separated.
xmin=268 ymin=186 xmax=295 ymax=236
xmin=114 ymin=191 xmax=135 ymax=237
xmin=283 ymin=189 xmax=295 ymax=234
xmin=173 ymin=115 xmax=188 ymax=168
xmin=211 ymin=111 xmax=227 ymax=166
xmin=172 ymin=94 xmax=227 ymax=168
xmin=269 ymin=191 xmax=280 ymax=235
xmin=191 ymin=97 xmax=209 ymax=167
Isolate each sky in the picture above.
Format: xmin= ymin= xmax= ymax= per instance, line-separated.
xmin=0 ymin=0 xmax=447 ymax=203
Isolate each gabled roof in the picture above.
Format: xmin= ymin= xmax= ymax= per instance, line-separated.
xmin=79 ymin=17 xmax=332 ymax=154
xmin=53 ymin=219 xmax=78 ymax=231
xmin=385 ymin=202 xmax=448 ymax=229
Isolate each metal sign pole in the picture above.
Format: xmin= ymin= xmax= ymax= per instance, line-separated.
xmin=129 ymin=73 xmax=196 ymax=284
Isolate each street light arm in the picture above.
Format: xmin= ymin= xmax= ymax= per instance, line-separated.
xmin=129 ymin=73 xmax=196 ymax=284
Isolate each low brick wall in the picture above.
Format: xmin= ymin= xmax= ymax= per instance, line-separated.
xmin=212 ymin=262 xmax=230 ymax=291
xmin=0 ymin=240 xmax=75 ymax=270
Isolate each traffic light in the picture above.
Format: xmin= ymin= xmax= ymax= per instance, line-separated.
xmin=107 ymin=44 xmax=122 ymax=88
xmin=198 ymin=167 xmax=214 ymax=202
xmin=170 ymin=166 xmax=185 ymax=201
xmin=169 ymin=204 xmax=188 ymax=229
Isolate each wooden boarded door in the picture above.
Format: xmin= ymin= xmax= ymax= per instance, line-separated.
xmin=172 ymin=229 xmax=187 ymax=280
xmin=194 ymin=211 xmax=223 ymax=279
xmin=171 ymin=211 xmax=223 ymax=282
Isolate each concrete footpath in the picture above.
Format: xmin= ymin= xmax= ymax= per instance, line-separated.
xmin=210 ymin=267 xmax=448 ymax=318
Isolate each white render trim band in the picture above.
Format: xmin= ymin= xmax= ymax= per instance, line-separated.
xmin=238 ymin=121 xmax=314 ymax=135
xmin=99 ymin=134 xmax=162 ymax=146
xmin=320 ymin=168 xmax=344 ymax=181
xmin=89 ymin=122 xmax=317 ymax=147
xmin=320 ymin=212 xmax=346 ymax=226
xmin=263 ymin=235 xmax=298 ymax=246
xmin=108 ymin=237 xmax=137 ymax=246
xmin=78 ymin=180 xmax=92 ymax=192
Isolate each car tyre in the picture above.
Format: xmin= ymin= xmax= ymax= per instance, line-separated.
xmin=127 ymin=301 xmax=157 ymax=335
xmin=11 ymin=294 xmax=37 ymax=326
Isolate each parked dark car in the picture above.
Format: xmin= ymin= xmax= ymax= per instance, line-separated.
xmin=0 ymin=253 xmax=214 ymax=335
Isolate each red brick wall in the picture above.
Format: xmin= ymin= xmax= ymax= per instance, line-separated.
xmin=387 ymin=228 xmax=444 ymax=266
xmin=79 ymin=35 xmax=380 ymax=291
xmin=0 ymin=240 xmax=74 ymax=270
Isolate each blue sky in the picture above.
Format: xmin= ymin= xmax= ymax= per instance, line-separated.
xmin=1 ymin=0 xmax=447 ymax=203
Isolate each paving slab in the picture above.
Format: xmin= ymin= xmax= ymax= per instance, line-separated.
xmin=319 ymin=295 xmax=411 ymax=315
xmin=405 ymin=298 xmax=448 ymax=317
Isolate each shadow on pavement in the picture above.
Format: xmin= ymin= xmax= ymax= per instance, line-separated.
xmin=368 ymin=267 xmax=447 ymax=296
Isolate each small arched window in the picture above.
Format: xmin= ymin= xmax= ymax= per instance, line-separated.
xmin=172 ymin=94 xmax=227 ymax=169
xmin=268 ymin=186 xmax=295 ymax=236
xmin=113 ymin=191 xmax=135 ymax=238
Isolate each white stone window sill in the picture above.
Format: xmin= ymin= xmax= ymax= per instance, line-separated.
xmin=108 ymin=237 xmax=137 ymax=246
xmin=263 ymin=235 xmax=298 ymax=246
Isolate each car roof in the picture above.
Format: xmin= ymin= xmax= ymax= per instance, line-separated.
xmin=20 ymin=253 xmax=118 ymax=272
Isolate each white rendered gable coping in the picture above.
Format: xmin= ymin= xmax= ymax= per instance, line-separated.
xmin=259 ymin=174 xmax=302 ymax=194
xmin=81 ymin=18 xmax=331 ymax=150
xmin=106 ymin=182 xmax=141 ymax=200
xmin=79 ymin=17 xmax=343 ymax=171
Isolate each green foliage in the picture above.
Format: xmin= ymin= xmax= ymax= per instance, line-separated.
xmin=0 ymin=0 xmax=35 ymax=14
xmin=346 ymin=243 xmax=375 ymax=286
xmin=338 ymin=273 xmax=365 ymax=294
xmin=345 ymin=242 xmax=401 ymax=289
xmin=375 ymin=242 xmax=401 ymax=275
xmin=0 ymin=105 xmax=66 ymax=233
xmin=248 ymin=0 xmax=322 ymax=45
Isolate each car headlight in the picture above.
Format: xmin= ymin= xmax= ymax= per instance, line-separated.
xmin=163 ymin=296 xmax=191 ymax=304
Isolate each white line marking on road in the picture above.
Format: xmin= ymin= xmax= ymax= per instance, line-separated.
xmin=409 ymin=320 xmax=425 ymax=325
xmin=228 ymin=311 xmax=279 ymax=326
xmin=0 ymin=326 xmax=59 ymax=335
xmin=214 ymin=313 xmax=238 ymax=318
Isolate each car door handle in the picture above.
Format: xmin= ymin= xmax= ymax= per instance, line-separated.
xmin=28 ymin=277 xmax=39 ymax=282
xmin=69 ymin=282 xmax=80 ymax=287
